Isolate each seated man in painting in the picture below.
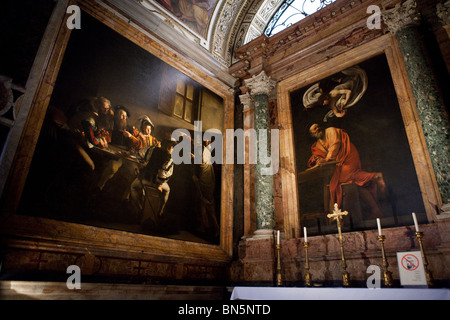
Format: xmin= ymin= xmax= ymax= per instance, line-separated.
xmin=96 ymin=105 xmax=136 ymax=197
xmin=129 ymin=115 xmax=161 ymax=160
xmin=129 ymin=139 xmax=177 ymax=223
xmin=117 ymin=115 xmax=162 ymax=202
xmin=67 ymin=97 xmax=113 ymax=148
xmin=308 ymin=123 xmax=386 ymax=218
xmin=67 ymin=97 xmax=114 ymax=169
xmin=94 ymin=97 xmax=115 ymax=144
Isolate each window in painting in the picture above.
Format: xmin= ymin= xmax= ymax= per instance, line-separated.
xmin=174 ymin=78 xmax=197 ymax=123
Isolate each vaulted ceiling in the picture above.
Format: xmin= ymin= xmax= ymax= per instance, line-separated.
xmin=139 ymin=0 xmax=285 ymax=66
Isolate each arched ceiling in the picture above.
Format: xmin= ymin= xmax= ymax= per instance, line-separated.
xmin=103 ymin=0 xmax=342 ymax=86
xmin=208 ymin=0 xmax=286 ymax=66
xmin=132 ymin=0 xmax=286 ymax=67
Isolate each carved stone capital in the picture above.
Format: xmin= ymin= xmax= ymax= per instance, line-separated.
xmin=244 ymin=71 xmax=276 ymax=97
xmin=382 ymin=0 xmax=421 ymax=35
xmin=437 ymin=1 xmax=450 ymax=26
xmin=239 ymin=92 xmax=254 ymax=112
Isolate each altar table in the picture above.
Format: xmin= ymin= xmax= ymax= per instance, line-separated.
xmin=230 ymin=286 xmax=450 ymax=300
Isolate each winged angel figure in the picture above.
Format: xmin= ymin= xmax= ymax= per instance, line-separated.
xmin=302 ymin=65 xmax=368 ymax=122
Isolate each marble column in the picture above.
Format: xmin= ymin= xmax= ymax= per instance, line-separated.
xmin=383 ymin=0 xmax=450 ymax=211
xmin=240 ymin=71 xmax=276 ymax=238
xmin=239 ymin=92 xmax=256 ymax=237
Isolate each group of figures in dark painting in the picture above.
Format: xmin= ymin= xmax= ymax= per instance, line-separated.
xmin=17 ymin=9 xmax=223 ymax=245
xmin=19 ymin=96 xmax=221 ymax=244
xmin=294 ymin=55 xmax=426 ymax=235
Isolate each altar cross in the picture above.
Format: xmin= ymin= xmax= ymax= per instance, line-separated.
xmin=327 ymin=203 xmax=348 ymax=223
xmin=327 ymin=203 xmax=350 ymax=286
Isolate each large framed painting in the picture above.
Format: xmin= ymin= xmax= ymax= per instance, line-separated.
xmin=276 ymin=35 xmax=441 ymax=238
xmin=291 ymin=54 xmax=426 ymax=235
xmin=0 ymin=1 xmax=234 ymax=267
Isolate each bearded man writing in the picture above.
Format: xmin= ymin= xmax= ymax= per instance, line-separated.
xmin=308 ymin=124 xmax=386 ymax=218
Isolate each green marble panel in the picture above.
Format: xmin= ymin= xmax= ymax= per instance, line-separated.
xmin=254 ymin=93 xmax=275 ymax=230
xmin=396 ymin=26 xmax=450 ymax=203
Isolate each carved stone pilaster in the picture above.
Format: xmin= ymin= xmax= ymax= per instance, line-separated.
xmin=382 ymin=0 xmax=421 ymax=35
xmin=239 ymin=92 xmax=254 ymax=112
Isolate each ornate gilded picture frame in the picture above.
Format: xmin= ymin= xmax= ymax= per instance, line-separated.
xmin=276 ymin=34 xmax=441 ymax=238
xmin=0 ymin=0 xmax=234 ymax=279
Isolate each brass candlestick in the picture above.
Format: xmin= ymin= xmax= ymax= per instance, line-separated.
xmin=275 ymin=243 xmax=283 ymax=286
xmin=327 ymin=204 xmax=350 ymax=287
xmin=377 ymin=235 xmax=393 ymax=287
xmin=415 ymin=231 xmax=434 ymax=287
xmin=303 ymin=241 xmax=312 ymax=287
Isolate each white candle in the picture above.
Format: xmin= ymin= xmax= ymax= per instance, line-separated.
xmin=304 ymin=227 xmax=308 ymax=243
xmin=277 ymin=230 xmax=280 ymax=245
xmin=412 ymin=212 xmax=419 ymax=232
xmin=377 ymin=218 xmax=382 ymax=236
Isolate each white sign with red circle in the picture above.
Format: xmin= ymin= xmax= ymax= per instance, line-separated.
xmin=397 ymin=251 xmax=427 ymax=286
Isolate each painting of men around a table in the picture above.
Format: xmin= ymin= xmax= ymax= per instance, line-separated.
xmin=18 ymin=11 xmax=223 ymax=244
xmin=291 ymin=54 xmax=426 ymax=236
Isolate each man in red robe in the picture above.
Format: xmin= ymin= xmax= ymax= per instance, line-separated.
xmin=308 ymin=123 xmax=385 ymax=218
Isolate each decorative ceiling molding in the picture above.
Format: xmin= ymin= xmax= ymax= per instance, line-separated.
xmin=99 ymin=0 xmax=391 ymax=73
xmin=244 ymin=0 xmax=284 ymax=44
xmin=210 ymin=0 xmax=250 ymax=66
xmin=211 ymin=0 xmax=283 ymax=66
xmin=139 ymin=0 xmax=208 ymax=47
xmin=229 ymin=0 xmax=282 ymax=65
xmin=123 ymin=0 xmax=276 ymax=67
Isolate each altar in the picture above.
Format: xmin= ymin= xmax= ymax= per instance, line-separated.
xmin=230 ymin=287 xmax=450 ymax=300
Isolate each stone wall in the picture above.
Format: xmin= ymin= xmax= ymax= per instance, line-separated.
xmin=230 ymin=220 xmax=450 ymax=286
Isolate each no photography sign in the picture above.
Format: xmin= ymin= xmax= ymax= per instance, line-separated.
xmin=397 ymin=251 xmax=427 ymax=286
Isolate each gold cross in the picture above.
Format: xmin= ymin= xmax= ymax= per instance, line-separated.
xmin=327 ymin=203 xmax=348 ymax=222
xmin=327 ymin=203 xmax=351 ymax=287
